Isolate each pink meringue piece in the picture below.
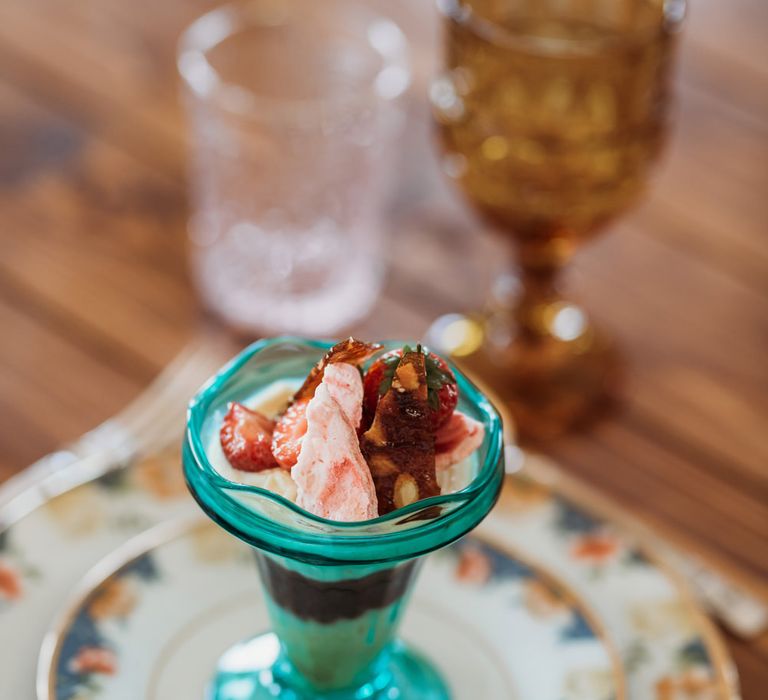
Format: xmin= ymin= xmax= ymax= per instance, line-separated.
xmin=293 ymin=382 xmax=378 ymax=521
xmin=323 ymin=363 xmax=363 ymax=429
xmin=435 ymin=412 xmax=485 ymax=472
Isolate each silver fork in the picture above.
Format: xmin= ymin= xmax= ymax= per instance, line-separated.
xmin=0 ymin=333 xmax=234 ymax=529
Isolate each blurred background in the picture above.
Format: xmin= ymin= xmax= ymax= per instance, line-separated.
xmin=0 ymin=0 xmax=766 ymax=693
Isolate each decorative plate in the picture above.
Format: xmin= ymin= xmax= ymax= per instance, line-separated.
xmin=0 ymin=450 xmax=196 ymax=699
xmin=0 ymin=449 xmax=739 ymax=699
xmin=39 ymin=516 xmax=619 ymax=700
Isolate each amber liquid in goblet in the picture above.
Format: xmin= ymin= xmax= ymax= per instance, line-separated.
xmin=433 ymin=0 xmax=681 ymax=441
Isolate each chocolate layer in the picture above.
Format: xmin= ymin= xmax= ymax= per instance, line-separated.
xmin=255 ymin=554 xmax=417 ymax=624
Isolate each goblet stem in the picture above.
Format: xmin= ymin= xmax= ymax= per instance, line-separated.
xmin=430 ymin=234 xmax=621 ymax=443
xmin=489 ymin=244 xmax=620 ymax=440
xmin=513 ymin=265 xmax=566 ymax=342
xmin=498 ymin=230 xmax=578 ymax=342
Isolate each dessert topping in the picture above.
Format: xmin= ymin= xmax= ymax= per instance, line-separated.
xmin=272 ymin=363 xmax=364 ymax=469
xmin=293 ymin=379 xmax=378 ymax=521
xmin=220 ymin=402 xmax=279 ymax=472
xmin=363 ymin=347 xmax=458 ymax=431
xmin=271 ymin=398 xmax=310 ymax=470
xmin=217 ymin=338 xmax=485 ymax=521
xmin=360 ymin=348 xmax=439 ymax=515
xmin=435 ymin=412 xmax=485 ymax=472
xmin=294 ymin=337 xmax=382 ymax=403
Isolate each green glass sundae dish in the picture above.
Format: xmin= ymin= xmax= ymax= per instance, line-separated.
xmin=183 ymin=337 xmax=504 ymax=699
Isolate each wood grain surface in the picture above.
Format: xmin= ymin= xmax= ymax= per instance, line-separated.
xmin=0 ymin=0 xmax=766 ymax=695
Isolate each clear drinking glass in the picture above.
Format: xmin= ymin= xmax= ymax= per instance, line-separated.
xmin=178 ymin=1 xmax=411 ymax=336
xmin=183 ymin=337 xmax=505 ymax=699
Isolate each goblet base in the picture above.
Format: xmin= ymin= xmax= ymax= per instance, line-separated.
xmin=208 ymin=633 xmax=450 ymax=700
xmin=429 ymin=311 xmax=622 ymax=444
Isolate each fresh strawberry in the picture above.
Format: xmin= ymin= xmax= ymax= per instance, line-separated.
xmin=220 ymin=403 xmax=279 ymax=472
xmin=361 ymin=351 xmax=397 ymax=430
xmin=362 ymin=346 xmax=458 ymax=431
xmin=271 ymin=398 xmax=310 ymax=469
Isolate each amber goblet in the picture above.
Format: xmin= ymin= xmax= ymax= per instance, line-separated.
xmin=430 ymin=0 xmax=685 ymax=441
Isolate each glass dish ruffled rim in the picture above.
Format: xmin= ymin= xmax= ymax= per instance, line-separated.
xmin=183 ymin=337 xmax=505 ymax=563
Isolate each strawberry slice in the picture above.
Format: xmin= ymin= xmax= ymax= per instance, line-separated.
xmin=271 ymin=398 xmax=310 ymax=470
xmin=362 ymin=347 xmax=458 ymax=431
xmin=435 ymin=412 xmax=484 ymax=471
xmin=220 ymin=403 xmax=279 ymax=472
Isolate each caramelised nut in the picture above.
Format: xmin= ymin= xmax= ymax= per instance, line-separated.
xmin=365 ymin=422 xmax=387 ymax=446
xmin=370 ymin=455 xmax=398 ymax=476
xmin=395 ymin=363 xmax=419 ymax=391
xmin=393 ymin=473 xmax=419 ymax=508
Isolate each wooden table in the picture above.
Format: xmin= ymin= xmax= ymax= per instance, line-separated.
xmin=0 ymin=0 xmax=765 ymax=695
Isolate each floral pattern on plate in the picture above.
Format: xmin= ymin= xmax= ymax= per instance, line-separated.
xmin=56 ymin=554 xmax=160 ymax=699
xmin=46 ymin=520 xmax=618 ymax=700
xmin=0 ymin=449 xmax=197 ymax=699
xmin=0 ymin=525 xmax=42 ymax=606
xmin=484 ymin=470 xmax=738 ymax=700
xmin=0 ymin=448 xmax=740 ymax=699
